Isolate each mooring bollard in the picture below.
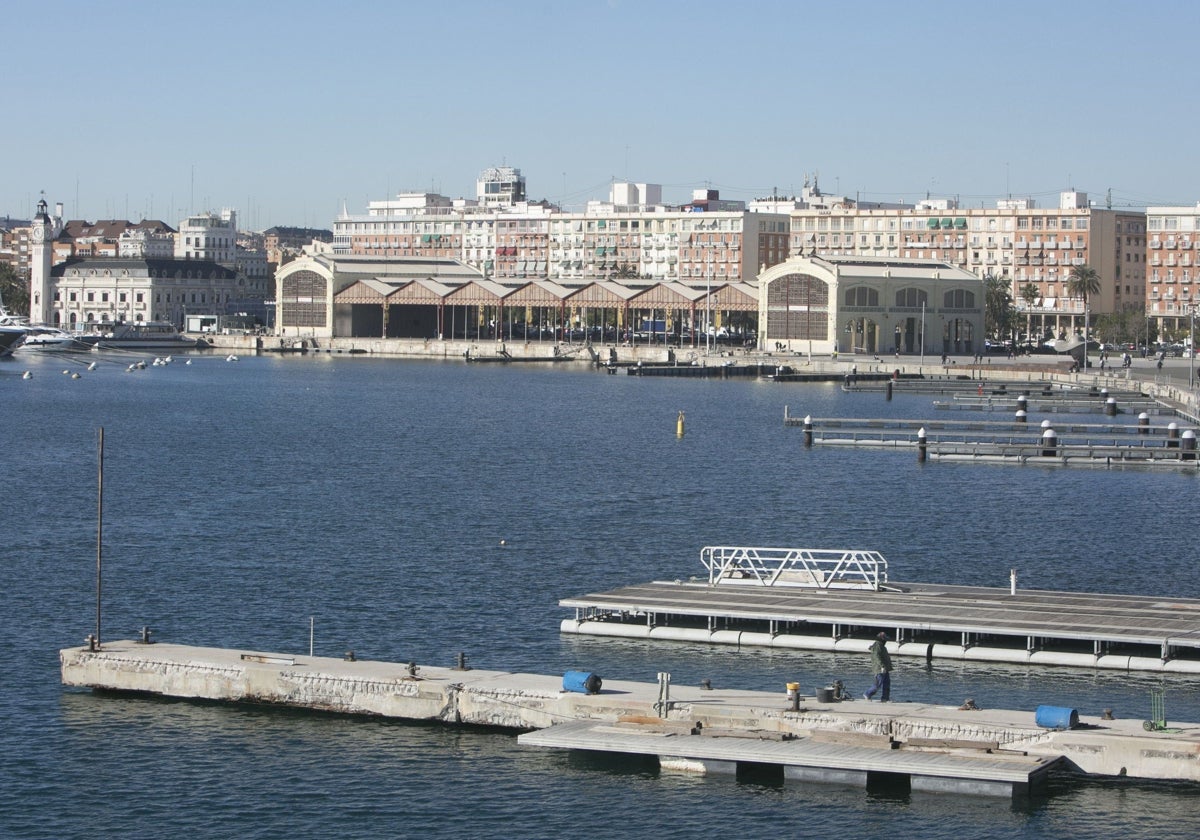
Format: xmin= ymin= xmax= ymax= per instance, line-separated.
xmin=1139 ymin=412 xmax=1150 ymax=435
xmin=1182 ymin=430 xmax=1196 ymax=461
xmin=803 ymin=415 xmax=813 ymax=447
xmin=917 ymin=427 xmax=927 ymax=462
xmin=1041 ymin=428 xmax=1058 ymax=457
xmin=1015 ymin=409 xmax=1027 ymax=423
xmin=1105 ymin=397 xmax=1117 ymax=416
xmin=1167 ymin=422 xmax=1180 ymax=449
xmin=1017 ymin=394 xmax=1028 ymax=412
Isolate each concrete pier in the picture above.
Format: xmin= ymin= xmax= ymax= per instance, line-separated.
xmin=61 ymin=640 xmax=1200 ymax=792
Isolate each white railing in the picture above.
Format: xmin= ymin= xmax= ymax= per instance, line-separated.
xmin=701 ymin=546 xmax=888 ymax=590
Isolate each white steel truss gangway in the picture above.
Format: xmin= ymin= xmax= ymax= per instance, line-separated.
xmin=701 ymin=546 xmax=889 ymax=591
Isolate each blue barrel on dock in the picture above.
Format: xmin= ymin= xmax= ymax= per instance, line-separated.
xmin=563 ymin=671 xmax=603 ymax=694
xmin=1035 ymin=705 xmax=1079 ymax=730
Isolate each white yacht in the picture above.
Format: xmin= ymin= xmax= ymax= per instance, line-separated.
xmin=0 ymin=308 xmax=27 ymax=357
xmin=20 ymin=324 xmax=88 ymax=351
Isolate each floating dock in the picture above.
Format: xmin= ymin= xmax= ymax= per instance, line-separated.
xmin=559 ymin=547 xmax=1200 ymax=673
xmin=518 ymin=719 xmax=1064 ymax=798
xmin=784 ymin=412 xmax=1200 ymax=468
xmin=59 ymin=640 xmax=1200 ymax=797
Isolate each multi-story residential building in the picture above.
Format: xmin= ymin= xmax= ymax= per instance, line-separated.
xmin=477 ymin=165 xmax=526 ymax=208
xmin=332 ymin=168 xmax=791 ymax=290
xmin=262 ymin=226 xmax=333 ymax=266
xmin=0 ymin=220 xmax=32 ymax=283
xmin=789 ymin=190 xmax=1145 ymax=339
xmin=118 ymin=227 xmax=176 ymax=258
xmin=50 ymin=217 xmax=176 ymax=263
xmin=1145 ymin=204 xmax=1200 ymax=338
xmin=176 ymin=209 xmax=238 ymax=263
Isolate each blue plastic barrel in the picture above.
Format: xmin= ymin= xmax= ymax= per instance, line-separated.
xmin=1035 ymin=705 xmax=1079 ymax=730
xmin=562 ymin=671 xmax=603 ymax=694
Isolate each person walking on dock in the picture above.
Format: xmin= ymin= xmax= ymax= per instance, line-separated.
xmin=863 ymin=632 xmax=893 ymax=701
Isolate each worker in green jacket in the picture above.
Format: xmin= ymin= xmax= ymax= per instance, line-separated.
xmin=863 ymin=631 xmax=893 ymax=702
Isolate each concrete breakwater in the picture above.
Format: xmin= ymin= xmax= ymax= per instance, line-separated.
xmin=61 ymin=641 xmax=1200 ymax=785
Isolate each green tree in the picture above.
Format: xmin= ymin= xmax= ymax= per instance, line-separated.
xmin=613 ymin=262 xmax=640 ymax=280
xmin=984 ymin=274 xmax=1014 ymax=340
xmin=1019 ymin=282 xmax=1040 ymax=343
xmin=1067 ymin=264 xmax=1101 ymax=363
xmin=0 ymin=263 xmax=29 ymax=315
xmin=1067 ymin=265 xmax=1101 ymax=325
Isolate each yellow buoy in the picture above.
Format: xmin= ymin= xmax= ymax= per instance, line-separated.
xmin=676 ymin=410 xmax=686 ymax=438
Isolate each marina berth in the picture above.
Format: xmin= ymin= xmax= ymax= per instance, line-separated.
xmin=559 ymin=546 xmax=1200 ymax=673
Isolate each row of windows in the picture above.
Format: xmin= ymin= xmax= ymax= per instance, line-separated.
xmin=53 ymin=290 xmax=223 ymax=304
xmin=840 ymin=288 xmax=974 ymax=308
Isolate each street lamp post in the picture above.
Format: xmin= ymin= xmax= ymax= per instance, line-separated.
xmin=1190 ymin=304 xmax=1196 ymax=390
xmin=1080 ymin=298 xmax=1089 ymax=373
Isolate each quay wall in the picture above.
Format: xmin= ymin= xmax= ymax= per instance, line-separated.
xmin=193 ymin=331 xmax=1199 ymax=416
xmin=61 ymin=641 xmax=1200 ymax=783
xmin=196 ymin=332 xmax=1199 ymax=419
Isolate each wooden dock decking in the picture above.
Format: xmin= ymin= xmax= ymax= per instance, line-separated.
xmin=560 ymin=579 xmax=1200 ymax=672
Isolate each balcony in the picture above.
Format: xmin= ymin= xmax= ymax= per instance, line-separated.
xmin=1150 ymin=241 xmax=1162 ymax=249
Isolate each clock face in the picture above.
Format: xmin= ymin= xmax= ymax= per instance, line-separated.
xmin=31 ymin=225 xmax=44 ymax=242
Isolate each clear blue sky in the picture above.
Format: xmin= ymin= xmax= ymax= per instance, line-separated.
xmin=3 ymin=0 xmax=1196 ymax=229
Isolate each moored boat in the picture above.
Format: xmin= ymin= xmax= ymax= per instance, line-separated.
xmin=78 ymin=321 xmax=203 ymax=351
xmin=19 ymin=324 xmax=90 ymax=351
xmin=0 ymin=309 xmax=27 ymax=356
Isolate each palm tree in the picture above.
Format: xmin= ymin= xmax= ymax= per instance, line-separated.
xmin=1019 ymin=282 xmax=1040 ymax=347
xmin=1068 ymin=265 xmax=1101 ymax=367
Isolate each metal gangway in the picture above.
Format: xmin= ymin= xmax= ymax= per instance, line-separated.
xmin=701 ymin=546 xmax=889 ymax=591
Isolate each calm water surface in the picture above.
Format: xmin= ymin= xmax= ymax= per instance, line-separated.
xmin=3 ymin=351 xmax=1198 ymax=839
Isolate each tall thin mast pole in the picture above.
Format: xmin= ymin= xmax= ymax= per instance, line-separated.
xmin=96 ymin=427 xmax=104 ymax=648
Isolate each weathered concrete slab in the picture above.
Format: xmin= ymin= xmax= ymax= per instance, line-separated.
xmin=517 ymin=719 xmax=1061 ymax=798
xmin=60 ymin=641 xmax=1200 ymax=784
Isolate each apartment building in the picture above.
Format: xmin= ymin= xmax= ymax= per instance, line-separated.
xmin=1145 ymin=204 xmax=1200 ymax=336
xmin=789 ymin=191 xmax=1145 ymax=338
xmin=176 ymin=209 xmax=238 ymax=263
xmin=332 ymin=171 xmax=790 ymax=289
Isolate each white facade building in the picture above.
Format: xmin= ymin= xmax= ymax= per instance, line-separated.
xmin=1145 ymin=203 xmax=1200 ymax=335
xmin=119 ymin=228 xmax=175 ymax=259
xmin=176 ymin=209 xmax=238 ymax=263
xmin=476 ymin=166 xmax=526 ymax=208
xmin=332 ymin=180 xmax=790 ymax=289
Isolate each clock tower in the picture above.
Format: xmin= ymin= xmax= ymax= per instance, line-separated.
xmin=29 ymin=197 xmax=54 ymax=324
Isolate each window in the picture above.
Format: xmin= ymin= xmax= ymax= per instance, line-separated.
xmin=843 ymin=287 xmax=879 ymax=306
xmin=894 ymin=288 xmax=928 ymax=307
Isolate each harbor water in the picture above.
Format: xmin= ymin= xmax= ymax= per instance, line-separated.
xmin=4 ymin=351 xmax=1200 ymax=838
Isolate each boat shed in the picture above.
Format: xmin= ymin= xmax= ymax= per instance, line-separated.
xmin=758 ymin=255 xmax=984 ymax=357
